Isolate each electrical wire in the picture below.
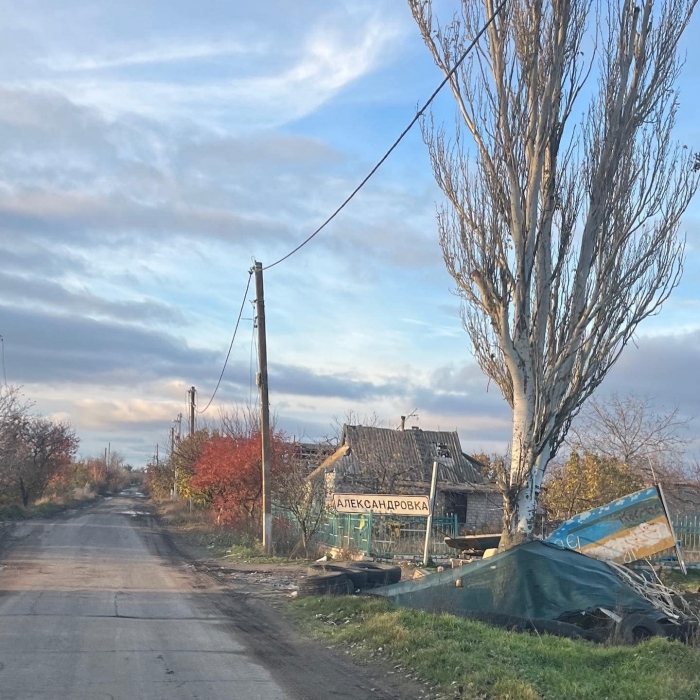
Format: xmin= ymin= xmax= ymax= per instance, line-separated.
xmin=0 ymin=335 xmax=6 ymax=386
xmin=197 ymin=270 xmax=253 ymax=414
xmin=193 ymin=3 xmax=508 ymax=426
xmin=262 ymin=0 xmax=507 ymax=272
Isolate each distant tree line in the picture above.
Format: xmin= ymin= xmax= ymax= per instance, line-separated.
xmin=0 ymin=385 xmax=136 ymax=508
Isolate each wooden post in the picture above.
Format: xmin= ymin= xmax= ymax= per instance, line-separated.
xmin=189 ymin=387 xmax=196 ymax=436
xmin=254 ymin=262 xmax=272 ymax=554
xmin=423 ymin=460 xmax=439 ymax=566
xmin=170 ymin=426 xmax=178 ymax=499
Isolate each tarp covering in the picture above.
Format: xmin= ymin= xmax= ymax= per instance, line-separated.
xmin=373 ymin=541 xmax=658 ymax=621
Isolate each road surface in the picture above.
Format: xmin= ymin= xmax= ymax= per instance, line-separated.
xmin=0 ymin=493 xmax=301 ymax=700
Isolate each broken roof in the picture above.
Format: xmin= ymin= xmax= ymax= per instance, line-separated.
xmin=309 ymin=425 xmax=485 ymax=486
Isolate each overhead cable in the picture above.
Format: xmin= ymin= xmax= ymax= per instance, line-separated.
xmin=197 ymin=270 xmax=253 ymax=414
xmin=262 ymin=0 xmax=508 ymax=271
xmin=0 ymin=335 xmax=6 ymax=386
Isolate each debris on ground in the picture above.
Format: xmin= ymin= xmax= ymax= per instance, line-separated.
xmin=372 ymin=540 xmax=699 ymax=643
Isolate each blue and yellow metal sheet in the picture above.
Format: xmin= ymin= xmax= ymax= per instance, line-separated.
xmin=547 ymin=485 xmax=684 ymax=569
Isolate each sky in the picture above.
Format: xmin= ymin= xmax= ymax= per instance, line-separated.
xmin=1 ymin=0 xmax=700 ymax=466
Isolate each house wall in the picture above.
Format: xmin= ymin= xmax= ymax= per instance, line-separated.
xmin=438 ymin=491 xmax=502 ymax=532
xmin=464 ymin=492 xmax=503 ymax=532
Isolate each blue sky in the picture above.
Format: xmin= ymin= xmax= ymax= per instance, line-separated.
xmin=1 ymin=1 xmax=699 ymax=465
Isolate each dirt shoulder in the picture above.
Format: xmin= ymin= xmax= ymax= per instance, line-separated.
xmin=152 ymin=499 xmax=310 ymax=599
xmin=151 ymin=501 xmax=428 ymax=700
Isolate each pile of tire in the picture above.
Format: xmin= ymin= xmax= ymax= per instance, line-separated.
xmin=298 ymin=561 xmax=402 ymax=597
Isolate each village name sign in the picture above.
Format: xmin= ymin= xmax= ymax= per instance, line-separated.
xmin=333 ymin=494 xmax=430 ymax=516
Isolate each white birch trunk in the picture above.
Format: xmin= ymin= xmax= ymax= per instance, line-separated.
xmin=514 ymin=446 xmax=550 ymax=537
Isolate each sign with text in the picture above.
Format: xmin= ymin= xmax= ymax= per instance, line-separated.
xmin=547 ymin=485 xmax=683 ymax=567
xmin=333 ymin=493 xmax=430 ymax=516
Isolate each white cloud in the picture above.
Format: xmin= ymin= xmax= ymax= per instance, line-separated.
xmin=41 ymin=39 xmax=256 ymax=72
xmin=18 ymin=9 xmax=402 ymax=130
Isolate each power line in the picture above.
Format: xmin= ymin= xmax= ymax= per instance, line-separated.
xmin=193 ymin=3 xmax=508 ymax=421
xmin=263 ymin=0 xmax=507 ymax=272
xmin=197 ymin=270 xmax=253 ymax=414
xmin=0 ymin=335 xmax=6 ymax=386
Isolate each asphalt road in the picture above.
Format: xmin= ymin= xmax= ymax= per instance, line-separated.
xmin=0 ymin=492 xmax=293 ymax=700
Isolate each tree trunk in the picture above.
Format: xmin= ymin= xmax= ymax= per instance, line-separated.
xmin=500 ymin=392 xmax=536 ymax=547
xmin=501 ymin=398 xmax=551 ymax=548
xmin=19 ymin=477 xmax=29 ymax=507
xmin=300 ymin=527 xmax=309 ymax=557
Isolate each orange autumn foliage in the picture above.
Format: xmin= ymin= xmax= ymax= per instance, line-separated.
xmin=192 ymin=431 xmax=289 ymax=528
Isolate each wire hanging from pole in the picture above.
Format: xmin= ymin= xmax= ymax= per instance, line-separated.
xmin=0 ymin=335 xmax=6 ymax=386
xmin=262 ymin=0 xmax=508 ymax=272
xmin=197 ymin=270 xmax=253 ymax=414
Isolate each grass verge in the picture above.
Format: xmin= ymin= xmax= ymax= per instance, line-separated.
xmin=154 ymin=500 xmax=302 ymax=564
xmin=661 ymin=568 xmax=700 ymax=593
xmin=0 ymin=497 xmax=97 ymax=522
xmin=289 ymin=596 xmax=700 ymax=700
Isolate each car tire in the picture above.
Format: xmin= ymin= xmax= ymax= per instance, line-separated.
xmin=307 ymin=564 xmax=369 ymax=590
xmin=298 ymin=571 xmax=354 ymax=597
xmin=618 ymin=613 xmax=668 ymax=642
xmin=347 ymin=562 xmax=402 ymax=586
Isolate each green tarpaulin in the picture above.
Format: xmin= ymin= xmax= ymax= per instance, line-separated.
xmin=374 ymin=541 xmax=657 ymax=621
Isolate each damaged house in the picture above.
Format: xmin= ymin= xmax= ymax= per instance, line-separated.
xmin=309 ymin=424 xmax=502 ymax=532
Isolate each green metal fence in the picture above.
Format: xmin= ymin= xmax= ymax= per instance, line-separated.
xmin=276 ymin=509 xmax=700 ymax=563
xmin=674 ymin=514 xmax=700 ymax=564
xmin=645 ymin=515 xmax=700 ymax=565
xmin=275 ymin=509 xmax=459 ymax=559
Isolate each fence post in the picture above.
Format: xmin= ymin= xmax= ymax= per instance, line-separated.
xmin=366 ymin=510 xmax=373 ymax=556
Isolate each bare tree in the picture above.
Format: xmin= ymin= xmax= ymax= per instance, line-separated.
xmin=0 ymin=386 xmax=31 ymax=499
xmin=218 ymin=404 xmax=263 ymax=439
xmin=567 ymin=393 xmax=691 ymax=482
xmin=273 ymin=446 xmax=329 ymax=556
xmin=326 ymin=410 xmax=383 ymax=448
xmin=0 ymin=417 xmax=78 ymax=506
xmin=410 ymin=0 xmax=699 ymax=544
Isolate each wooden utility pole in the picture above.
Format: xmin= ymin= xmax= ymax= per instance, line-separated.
xmin=254 ymin=261 xmax=272 ymax=555
xmin=170 ymin=426 xmax=178 ymax=499
xmin=189 ymin=386 xmax=196 ymax=436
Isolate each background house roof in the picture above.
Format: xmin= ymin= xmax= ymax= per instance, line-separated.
xmin=313 ymin=425 xmax=486 ymax=486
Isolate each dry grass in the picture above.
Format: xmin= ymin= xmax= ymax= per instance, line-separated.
xmin=0 ymin=495 xmax=97 ymax=522
xmin=154 ymin=499 xmax=300 ymax=564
